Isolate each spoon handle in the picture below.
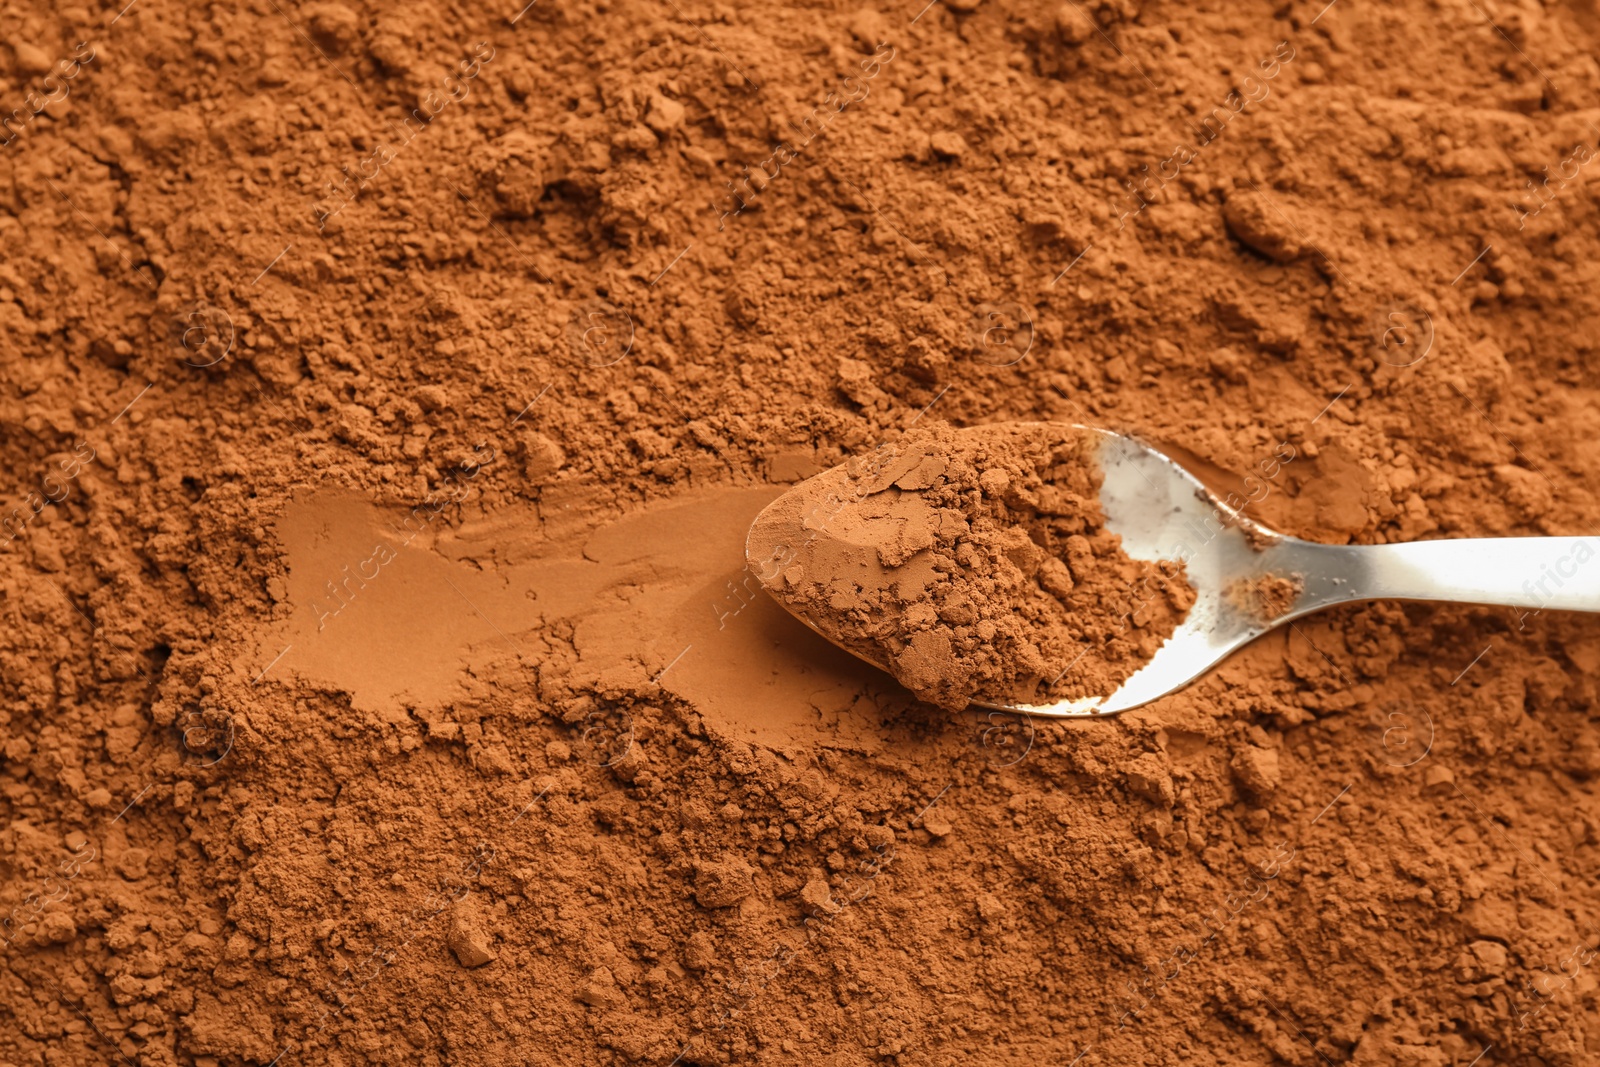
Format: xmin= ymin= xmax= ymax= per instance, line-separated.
xmin=1291 ymin=536 xmax=1599 ymax=619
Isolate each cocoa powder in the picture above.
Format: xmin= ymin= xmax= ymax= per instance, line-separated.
xmin=3 ymin=2 xmax=1600 ymax=1066
xmin=750 ymin=422 xmax=1192 ymax=709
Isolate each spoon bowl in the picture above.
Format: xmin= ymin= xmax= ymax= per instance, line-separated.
xmin=747 ymin=424 xmax=1599 ymax=717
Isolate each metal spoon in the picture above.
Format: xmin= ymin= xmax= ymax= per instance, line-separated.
xmin=746 ymin=424 xmax=1597 ymax=717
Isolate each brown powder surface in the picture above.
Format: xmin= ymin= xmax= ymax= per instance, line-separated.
xmin=752 ymin=422 xmax=1193 ymax=709
xmin=1227 ymin=572 xmax=1306 ymax=624
xmin=4 ymin=2 xmax=1600 ymax=1067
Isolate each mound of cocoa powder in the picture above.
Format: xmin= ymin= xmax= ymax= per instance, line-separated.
xmin=751 ymin=422 xmax=1194 ymax=709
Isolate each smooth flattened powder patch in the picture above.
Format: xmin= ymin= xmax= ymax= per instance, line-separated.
xmin=758 ymin=422 xmax=1195 ymax=710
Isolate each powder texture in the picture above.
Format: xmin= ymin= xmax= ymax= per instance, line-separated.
xmin=4 ymin=2 xmax=1600 ymax=1067
xmin=1228 ymin=572 xmax=1306 ymax=623
xmin=754 ymin=422 xmax=1193 ymax=709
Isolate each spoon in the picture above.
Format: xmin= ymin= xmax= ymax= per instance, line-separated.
xmin=746 ymin=424 xmax=1597 ymax=717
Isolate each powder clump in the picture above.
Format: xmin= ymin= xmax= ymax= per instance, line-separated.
xmin=759 ymin=422 xmax=1194 ymax=709
xmin=446 ymin=899 xmax=497 ymax=968
xmin=1228 ymin=572 xmax=1305 ymax=622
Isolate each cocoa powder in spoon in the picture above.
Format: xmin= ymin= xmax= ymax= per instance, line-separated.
xmin=752 ymin=422 xmax=1195 ymax=710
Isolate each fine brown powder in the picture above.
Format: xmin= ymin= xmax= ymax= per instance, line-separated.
xmin=1227 ymin=571 xmax=1306 ymax=623
xmin=749 ymin=422 xmax=1194 ymax=709
xmin=4 ymin=2 xmax=1600 ymax=1066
